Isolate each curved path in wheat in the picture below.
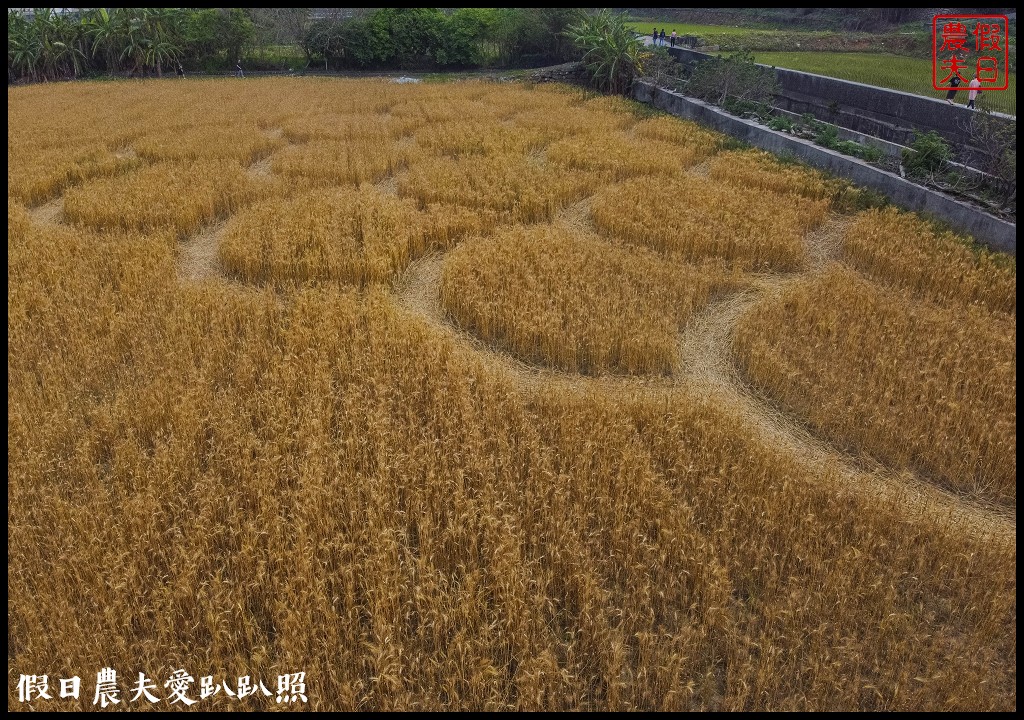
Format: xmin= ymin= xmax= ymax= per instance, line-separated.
xmin=25 ymin=140 xmax=1014 ymax=542
xmin=393 ymin=205 xmax=1015 ymax=542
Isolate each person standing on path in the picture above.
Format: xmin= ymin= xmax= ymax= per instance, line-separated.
xmin=967 ymin=71 xmax=982 ymax=109
xmin=670 ymin=30 xmax=677 ymax=48
xmin=652 ymin=27 xmax=658 ymax=47
xmin=175 ymin=61 xmax=185 ymax=79
xmin=660 ymin=29 xmax=666 ymax=47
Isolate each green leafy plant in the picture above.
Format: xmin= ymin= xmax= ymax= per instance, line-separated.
xmin=814 ymin=123 xmax=839 ymax=149
xmin=720 ymin=97 xmax=774 ymax=123
xmin=858 ymin=144 xmax=883 ymax=163
xmin=564 ymin=9 xmax=644 ymax=94
xmin=833 ymin=140 xmax=860 ymax=155
xmin=901 ymin=131 xmax=951 ymax=178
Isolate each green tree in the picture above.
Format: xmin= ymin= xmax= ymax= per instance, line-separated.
xmin=901 ymin=131 xmax=951 ymax=178
xmin=380 ymin=8 xmax=445 ymax=69
xmin=221 ymin=9 xmax=256 ymax=66
xmin=435 ymin=8 xmax=495 ymax=67
xmin=304 ymin=19 xmax=346 ymax=70
xmin=183 ymin=8 xmax=254 ymax=70
xmin=963 ymin=110 xmax=1016 ymax=211
xmin=46 ymin=12 xmax=87 ymax=79
xmin=119 ymin=12 xmax=151 ymax=77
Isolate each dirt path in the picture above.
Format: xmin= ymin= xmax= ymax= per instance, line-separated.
xmin=178 ymin=221 xmax=227 ymax=282
xmin=375 ymin=176 xmax=399 ymax=196
xmin=687 ymin=157 xmax=712 ymax=178
xmin=247 ymin=156 xmax=274 ymax=178
xmin=393 ymin=212 xmax=1015 ymax=540
xmin=28 ymin=197 xmax=64 ymax=226
xmin=23 ymin=136 xmax=1011 ymax=538
xmin=175 ymin=129 xmax=289 ymax=282
xmin=555 ymin=196 xmax=594 ymax=233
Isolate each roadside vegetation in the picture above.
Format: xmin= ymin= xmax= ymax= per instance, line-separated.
xmin=6 ymin=7 xmax=582 ymax=81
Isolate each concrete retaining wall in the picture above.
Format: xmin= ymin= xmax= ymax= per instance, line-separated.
xmin=633 ymin=81 xmax=1016 ymax=255
xmin=666 ymin=47 xmax=1014 ymax=156
xmin=770 ymin=109 xmax=993 ymax=186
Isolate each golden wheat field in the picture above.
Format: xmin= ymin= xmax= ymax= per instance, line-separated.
xmin=7 ymin=77 xmax=1017 ymax=711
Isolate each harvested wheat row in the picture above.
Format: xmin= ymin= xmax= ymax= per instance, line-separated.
xmin=271 ymin=135 xmax=410 ymax=188
xmin=547 ymin=133 xmax=710 ymax=179
xmin=414 ymin=120 xmax=551 ymax=158
xmin=8 ymin=144 xmax=141 ymax=205
xmin=591 ymin=174 xmax=825 ymax=270
xmin=707 ymin=148 xmax=840 ymax=201
xmin=509 ymin=94 xmax=637 ymax=138
xmin=843 ymin=206 xmax=1016 ymax=315
xmin=398 ymin=152 xmax=599 ymax=223
xmin=734 ymin=265 xmax=1016 ymax=504
xmin=440 ymin=224 xmax=742 ymax=375
xmin=219 ymin=186 xmax=425 ymax=287
xmin=279 ymin=112 xmax=397 ymax=144
xmin=219 ymin=187 xmax=492 ymax=287
xmin=62 ymin=159 xmax=259 ymax=237
xmin=133 ymin=123 xmax=284 ymax=164
xmin=632 ymin=114 xmax=724 ymax=148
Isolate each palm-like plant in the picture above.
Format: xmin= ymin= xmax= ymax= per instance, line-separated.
xmin=565 ymin=9 xmax=644 ymax=95
xmin=146 ymin=37 xmax=181 ymax=78
xmin=119 ymin=14 xmax=150 ymax=77
xmin=8 ymin=10 xmax=42 ymax=82
xmin=143 ymin=8 xmax=185 ymax=76
xmin=85 ymin=8 xmax=123 ymax=74
xmin=46 ymin=13 xmax=87 ymax=79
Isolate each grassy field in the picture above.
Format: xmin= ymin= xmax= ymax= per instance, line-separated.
xmin=626 ymin=13 xmax=1017 ymax=115
xmin=746 ymin=51 xmax=1017 ymax=115
xmin=8 ymin=78 xmax=1016 ymax=711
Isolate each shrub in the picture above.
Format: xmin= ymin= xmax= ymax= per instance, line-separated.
xmin=813 ymin=122 xmax=840 ymax=149
xmin=858 ymin=144 xmax=883 ymax=163
xmin=638 ymin=46 xmax=685 ymax=90
xmin=687 ymin=49 xmax=779 ymax=107
xmin=961 ymin=109 xmax=1016 ymax=212
xmin=901 ymin=131 xmax=951 ymax=178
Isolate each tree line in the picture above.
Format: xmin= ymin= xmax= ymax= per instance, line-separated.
xmin=8 ymin=8 xmax=258 ymax=82
xmin=7 ymin=8 xmax=583 ymax=83
xmin=302 ymin=8 xmax=577 ymax=71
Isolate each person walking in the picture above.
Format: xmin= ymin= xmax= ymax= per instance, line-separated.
xmin=235 ymin=63 xmax=244 ymax=78
xmin=945 ymin=73 xmax=960 ymax=104
xmin=670 ymin=30 xmax=677 ymax=48
xmin=175 ymin=61 xmax=185 ymax=79
xmin=660 ymin=29 xmax=667 ymax=47
xmin=967 ymin=71 xmax=981 ymax=109
xmin=652 ymin=27 xmax=658 ymax=47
